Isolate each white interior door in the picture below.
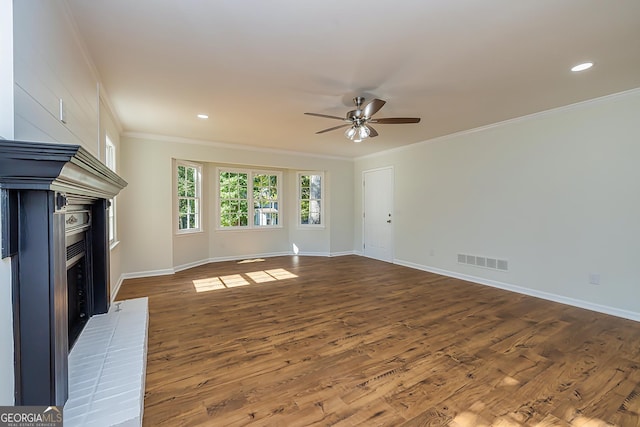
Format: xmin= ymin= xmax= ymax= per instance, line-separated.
xmin=363 ymin=167 xmax=394 ymax=262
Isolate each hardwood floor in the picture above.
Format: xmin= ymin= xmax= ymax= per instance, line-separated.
xmin=116 ymin=255 xmax=640 ymax=426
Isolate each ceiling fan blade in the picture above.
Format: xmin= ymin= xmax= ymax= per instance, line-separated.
xmin=304 ymin=112 xmax=347 ymax=121
xmin=316 ymin=124 xmax=351 ymax=134
xmin=367 ymin=125 xmax=379 ymax=138
xmin=362 ymin=98 xmax=386 ymax=118
xmin=372 ymin=117 xmax=421 ymax=124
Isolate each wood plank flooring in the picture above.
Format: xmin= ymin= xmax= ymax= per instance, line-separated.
xmin=116 ymin=255 xmax=640 ymax=426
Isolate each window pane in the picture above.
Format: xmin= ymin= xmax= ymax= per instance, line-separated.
xmin=178 ymin=166 xmax=186 ymax=197
xmin=252 ymin=174 xmax=278 ymax=227
xmin=300 ymin=200 xmax=309 ymax=224
xmin=310 ymin=200 xmax=321 ymax=224
xmin=230 ymin=180 xmax=238 ymax=198
xmin=177 ymin=163 xmax=201 ymax=231
xmin=301 ymin=186 xmax=310 ymax=200
xmin=219 ymin=170 xmax=250 ymax=228
xmin=240 ymin=200 xmax=248 ymax=215
xmin=299 ymin=173 xmax=322 ymax=226
xmin=219 ymin=180 xmax=230 ymax=197
xmin=230 ymin=201 xmax=239 ymax=215
xmin=186 ymin=169 xmax=196 ymax=197
xmin=219 ymin=169 xmax=279 ymax=229
xmin=310 ymin=175 xmax=321 ymax=199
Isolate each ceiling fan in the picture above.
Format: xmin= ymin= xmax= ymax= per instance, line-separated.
xmin=304 ymin=97 xmax=420 ymax=143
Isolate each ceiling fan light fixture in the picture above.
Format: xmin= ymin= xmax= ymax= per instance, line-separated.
xmin=345 ymin=125 xmax=370 ymax=143
xmin=358 ymin=125 xmax=370 ymax=140
xmin=345 ymin=126 xmax=357 ymax=139
xmin=306 ymin=96 xmax=421 ymax=141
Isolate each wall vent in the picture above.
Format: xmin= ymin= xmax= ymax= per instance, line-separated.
xmin=458 ymin=253 xmax=508 ymax=272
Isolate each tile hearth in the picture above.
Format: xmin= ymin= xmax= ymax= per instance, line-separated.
xmin=64 ymin=297 xmax=148 ymax=427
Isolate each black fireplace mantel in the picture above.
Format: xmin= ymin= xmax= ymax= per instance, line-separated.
xmin=0 ymin=140 xmax=127 ymax=406
xmin=0 ymin=139 xmax=126 ymax=197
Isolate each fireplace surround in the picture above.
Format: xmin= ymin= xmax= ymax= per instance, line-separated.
xmin=0 ymin=140 xmax=127 ymax=406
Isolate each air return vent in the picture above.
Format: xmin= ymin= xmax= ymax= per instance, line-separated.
xmin=497 ymin=259 xmax=509 ymax=271
xmin=458 ymin=253 xmax=508 ymax=272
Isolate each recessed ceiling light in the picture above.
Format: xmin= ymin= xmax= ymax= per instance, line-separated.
xmin=571 ymin=62 xmax=593 ymax=72
xmin=197 ymin=114 xmax=209 ymax=119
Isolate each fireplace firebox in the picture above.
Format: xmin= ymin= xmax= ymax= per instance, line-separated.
xmin=0 ymin=140 xmax=127 ymax=406
xmin=65 ymin=210 xmax=92 ymax=349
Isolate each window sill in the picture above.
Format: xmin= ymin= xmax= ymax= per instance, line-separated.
xmin=176 ymin=229 xmax=204 ymax=236
xmin=298 ymin=225 xmax=326 ymax=230
xmin=215 ymin=226 xmax=284 ymax=232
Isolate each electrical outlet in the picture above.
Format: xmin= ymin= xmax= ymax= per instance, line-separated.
xmin=589 ymin=273 xmax=601 ymax=285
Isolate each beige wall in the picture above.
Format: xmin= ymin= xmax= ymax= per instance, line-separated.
xmin=119 ymin=135 xmax=354 ymax=277
xmin=355 ymin=89 xmax=640 ymax=320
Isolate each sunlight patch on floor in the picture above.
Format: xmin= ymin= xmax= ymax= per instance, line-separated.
xmin=265 ymin=268 xmax=298 ymax=280
xmin=192 ymin=277 xmax=226 ymax=293
xmin=220 ymin=274 xmax=250 ymax=288
xmin=447 ymin=400 xmax=616 ymax=427
xmin=192 ymin=267 xmax=298 ymax=293
xmin=237 ymin=258 xmax=266 ymax=264
xmin=246 ymin=271 xmax=277 ymax=283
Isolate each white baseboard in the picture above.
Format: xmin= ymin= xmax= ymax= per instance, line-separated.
xmin=294 ymin=251 xmax=329 ymax=257
xmin=206 ymin=251 xmax=292 ymax=265
xmin=119 ymin=268 xmax=175 ymax=281
xmin=173 ymin=258 xmax=214 ymax=273
xmin=173 ymin=250 xmax=355 ymax=271
xmin=395 ymin=259 xmax=640 ymax=322
xmin=329 ymin=250 xmax=357 ymax=257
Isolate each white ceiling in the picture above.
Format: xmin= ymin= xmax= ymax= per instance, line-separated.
xmin=65 ymin=0 xmax=640 ymax=158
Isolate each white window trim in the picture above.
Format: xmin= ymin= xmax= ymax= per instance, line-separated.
xmin=105 ymin=136 xmax=118 ymax=246
xmin=216 ymin=167 xmax=283 ymax=231
xmin=176 ymin=160 xmax=203 ymax=234
xmin=297 ymin=171 xmax=325 ymax=228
